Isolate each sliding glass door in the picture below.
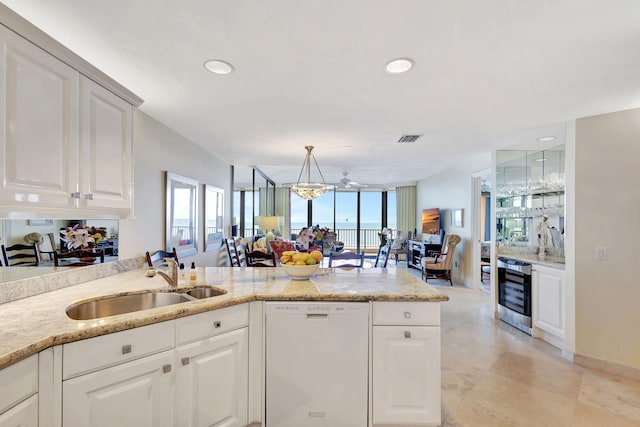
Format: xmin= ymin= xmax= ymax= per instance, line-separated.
xmin=289 ymin=189 xmax=395 ymax=253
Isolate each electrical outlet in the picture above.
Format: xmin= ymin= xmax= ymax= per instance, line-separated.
xmin=595 ymin=246 xmax=607 ymax=260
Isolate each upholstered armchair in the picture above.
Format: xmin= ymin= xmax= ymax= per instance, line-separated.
xmin=421 ymin=234 xmax=461 ymax=286
xmin=389 ymin=230 xmax=410 ymax=264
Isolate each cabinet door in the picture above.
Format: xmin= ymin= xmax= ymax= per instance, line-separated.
xmin=175 ymin=328 xmax=248 ymax=427
xmin=63 ymin=350 xmax=174 ymax=427
xmin=0 ymin=394 xmax=38 ymax=427
xmin=0 ymin=26 xmax=79 ymax=209
xmin=532 ymin=267 xmax=565 ymax=338
xmin=79 ymin=77 xmax=132 ymax=212
xmin=372 ymin=326 xmax=440 ymax=425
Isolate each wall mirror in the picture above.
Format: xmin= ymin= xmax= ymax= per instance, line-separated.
xmin=0 ymin=219 xmax=119 ymax=283
xmin=204 ymin=184 xmax=224 ymax=251
xmin=166 ymin=172 xmax=198 ymax=258
xmin=232 ymin=165 xmax=275 ymax=237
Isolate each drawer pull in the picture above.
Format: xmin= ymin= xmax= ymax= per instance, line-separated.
xmin=162 ymin=364 xmax=172 ymax=374
xmin=70 ymin=192 xmax=81 ymax=199
xmin=404 ymin=331 xmax=411 ymax=339
xmin=181 ymin=357 xmax=190 ymax=366
xmin=214 ymin=321 xmax=222 ymax=328
xmin=122 ymin=344 xmax=132 ymax=354
xmin=404 ymin=311 xmax=412 ymax=319
xmin=84 ymin=193 xmax=94 ymax=200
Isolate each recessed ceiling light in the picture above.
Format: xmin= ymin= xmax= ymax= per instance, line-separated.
xmin=385 ymin=58 xmax=414 ymax=74
xmin=204 ymin=59 xmax=234 ymax=75
xmin=537 ymin=136 xmax=556 ymax=142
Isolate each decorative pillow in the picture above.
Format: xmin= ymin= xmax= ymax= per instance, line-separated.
xmin=253 ymin=237 xmax=268 ymax=252
xmin=270 ymin=240 xmax=296 ymax=260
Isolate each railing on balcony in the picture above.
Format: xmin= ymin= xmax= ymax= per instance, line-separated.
xmin=334 ymin=228 xmax=381 ymax=252
xmin=171 ymin=225 xmax=194 ymax=244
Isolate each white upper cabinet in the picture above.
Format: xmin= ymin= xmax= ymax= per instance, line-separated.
xmin=0 ymin=22 xmax=138 ymax=218
xmin=79 ymin=77 xmax=132 ymax=212
xmin=0 ymin=25 xmax=79 ymax=209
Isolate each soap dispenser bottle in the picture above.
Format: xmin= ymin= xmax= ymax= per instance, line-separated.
xmin=189 ymin=262 xmax=197 ymax=282
xmin=179 ymin=263 xmax=186 ymax=282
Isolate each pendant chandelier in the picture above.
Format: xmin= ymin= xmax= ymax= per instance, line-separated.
xmin=286 ymin=146 xmax=332 ymax=200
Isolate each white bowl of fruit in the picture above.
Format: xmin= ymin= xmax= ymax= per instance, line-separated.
xmin=280 ymin=250 xmax=323 ymax=280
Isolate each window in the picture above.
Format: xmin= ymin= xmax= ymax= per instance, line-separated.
xmin=312 ymin=191 xmax=335 ymax=231
xmin=289 ymin=189 xmax=395 ymax=252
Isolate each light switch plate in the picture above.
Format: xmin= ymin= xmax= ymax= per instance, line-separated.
xmin=595 ymin=246 xmax=607 ymax=260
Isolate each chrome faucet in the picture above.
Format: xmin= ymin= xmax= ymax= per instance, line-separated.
xmin=154 ymin=258 xmax=179 ymax=287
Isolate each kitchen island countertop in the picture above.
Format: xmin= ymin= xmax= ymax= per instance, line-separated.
xmin=0 ymin=266 xmax=448 ymax=369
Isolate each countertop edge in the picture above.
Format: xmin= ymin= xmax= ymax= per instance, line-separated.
xmin=0 ymin=287 xmax=448 ymax=370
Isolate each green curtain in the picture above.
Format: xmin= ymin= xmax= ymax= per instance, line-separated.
xmin=275 ymin=187 xmax=290 ymax=239
xmin=396 ymin=185 xmax=416 ymax=238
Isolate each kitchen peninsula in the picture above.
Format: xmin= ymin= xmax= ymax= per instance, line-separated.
xmin=0 ymin=266 xmax=448 ymax=427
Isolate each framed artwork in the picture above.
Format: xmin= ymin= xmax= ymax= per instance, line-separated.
xmin=204 ymin=184 xmax=224 ymax=251
xmin=421 ymin=208 xmax=441 ymax=235
xmin=165 ymin=172 xmax=198 ymax=258
xmin=452 ymin=209 xmax=463 ymax=228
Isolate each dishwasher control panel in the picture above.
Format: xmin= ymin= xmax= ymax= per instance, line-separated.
xmin=265 ymin=302 xmax=369 ymax=315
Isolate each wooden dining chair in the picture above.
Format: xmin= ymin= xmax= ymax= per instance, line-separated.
xmin=38 ymin=233 xmax=57 ymax=262
xmin=246 ymin=250 xmax=276 ymax=267
xmin=328 ymin=251 xmax=365 ymax=268
xmin=54 ymin=248 xmax=105 ymax=266
xmin=1 ymin=243 xmax=40 ymax=266
xmin=145 ymin=248 xmax=179 ymax=268
xmin=224 ymin=238 xmax=246 ymax=267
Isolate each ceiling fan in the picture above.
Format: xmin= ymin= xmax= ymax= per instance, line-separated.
xmin=339 ymin=172 xmax=368 ymax=188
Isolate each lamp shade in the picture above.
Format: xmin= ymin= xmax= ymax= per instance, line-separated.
xmin=259 ymin=216 xmax=282 ymax=232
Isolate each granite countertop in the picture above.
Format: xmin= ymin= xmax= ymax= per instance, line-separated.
xmin=498 ymin=253 xmax=566 ymax=270
xmin=0 ymin=266 xmax=448 ymax=369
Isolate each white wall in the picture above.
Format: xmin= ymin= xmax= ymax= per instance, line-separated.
xmin=574 ymin=108 xmax=640 ymax=370
xmin=119 ymin=111 xmax=231 ymax=266
xmin=416 ymin=169 xmax=473 ymax=287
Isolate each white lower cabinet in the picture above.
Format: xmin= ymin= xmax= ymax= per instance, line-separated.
xmin=175 ymin=328 xmax=248 ymax=427
xmin=0 ymin=394 xmax=38 ymax=427
xmin=0 ymin=354 xmax=38 ymax=427
xmin=63 ymin=350 xmax=174 ymax=427
xmin=532 ymin=265 xmax=566 ymax=348
xmin=59 ymin=304 xmax=250 ymax=427
xmin=371 ymin=302 xmax=441 ymax=426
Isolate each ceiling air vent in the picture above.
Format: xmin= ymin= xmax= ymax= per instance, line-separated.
xmin=397 ymin=134 xmax=422 ymax=143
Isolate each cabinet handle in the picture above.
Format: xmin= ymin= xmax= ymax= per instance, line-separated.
xmin=181 ymin=357 xmax=190 ymax=366
xmin=404 ymin=331 xmax=411 ymax=339
xmin=213 ymin=321 xmax=222 ymax=328
xmin=122 ymin=344 xmax=132 ymax=354
xmin=404 ymin=311 xmax=412 ymax=319
xmin=70 ymin=192 xmax=81 ymax=199
xmin=84 ymin=193 xmax=94 ymax=200
xmin=162 ymin=364 xmax=172 ymax=374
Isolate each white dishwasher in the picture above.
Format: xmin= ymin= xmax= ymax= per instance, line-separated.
xmin=265 ymin=302 xmax=369 ymax=427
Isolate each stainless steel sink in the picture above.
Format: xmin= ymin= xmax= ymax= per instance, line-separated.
xmin=66 ymin=292 xmax=192 ymax=320
xmin=185 ymin=286 xmax=227 ymax=299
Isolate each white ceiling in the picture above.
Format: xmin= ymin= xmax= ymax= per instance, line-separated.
xmin=3 ymin=0 xmax=640 ymax=188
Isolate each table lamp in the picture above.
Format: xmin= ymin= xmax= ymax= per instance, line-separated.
xmin=259 ymin=216 xmax=283 ymax=245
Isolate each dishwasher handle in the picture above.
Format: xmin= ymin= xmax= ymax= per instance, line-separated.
xmin=306 ymin=313 xmax=329 ymax=320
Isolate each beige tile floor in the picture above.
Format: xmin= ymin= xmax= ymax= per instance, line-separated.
xmin=417 ymin=272 xmax=640 ymax=426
